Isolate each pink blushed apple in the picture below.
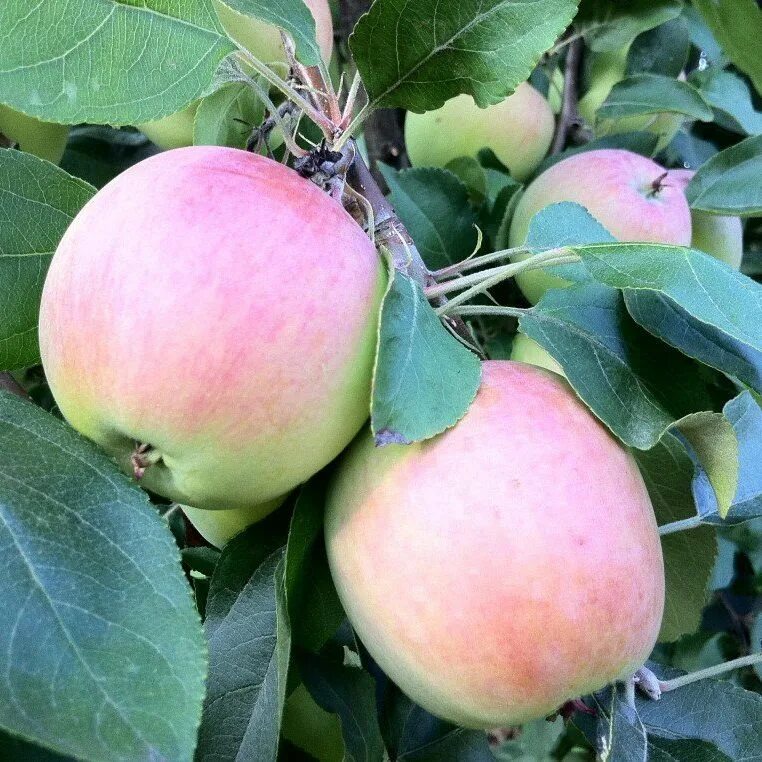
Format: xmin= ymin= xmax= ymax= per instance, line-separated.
xmin=39 ymin=146 xmax=385 ymax=512
xmin=326 ymin=361 xmax=664 ymax=728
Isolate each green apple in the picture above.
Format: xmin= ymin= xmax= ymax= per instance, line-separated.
xmin=404 ymin=82 xmax=556 ymax=181
xmin=510 ymin=333 xmax=564 ymax=376
xmin=139 ymin=0 xmax=334 ymax=149
xmin=0 ymin=104 xmax=69 ymax=164
xmin=670 ymin=169 xmax=743 ymax=269
xmin=326 ymin=360 xmax=664 ymax=728
xmin=578 ymin=49 xmax=683 ymax=151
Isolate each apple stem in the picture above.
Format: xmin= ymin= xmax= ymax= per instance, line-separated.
xmin=657 ymin=515 xmax=703 ymax=536
xmin=426 ymin=248 xmax=578 ymax=312
xmin=658 ymin=653 xmax=762 ymax=693
xmin=431 ymin=246 xmax=530 ymax=280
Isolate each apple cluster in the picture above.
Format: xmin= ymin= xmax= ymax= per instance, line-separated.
xmin=32 ymin=27 xmax=734 ymax=729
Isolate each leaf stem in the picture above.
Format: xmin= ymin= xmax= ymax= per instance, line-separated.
xmin=334 ymin=104 xmax=370 ymax=149
xmin=659 ymin=653 xmax=762 ymax=692
xmin=431 ymin=246 xmax=529 ymax=280
xmin=448 ymin=305 xmax=528 ymax=319
xmin=657 ymin=515 xmax=704 ymax=536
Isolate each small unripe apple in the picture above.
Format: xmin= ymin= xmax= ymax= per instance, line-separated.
xmin=578 ymin=50 xmax=682 ymax=152
xmin=182 ymin=499 xmax=284 ymax=548
xmin=508 ymin=149 xmax=692 ymax=303
xmin=0 ymin=104 xmax=69 ymax=164
xmin=326 ymin=361 xmax=664 ymax=728
xmin=510 ymin=333 xmax=564 ymax=376
xmin=404 ymin=83 xmax=555 ymax=181
xmin=139 ymin=0 xmax=334 ymax=150
xmin=670 ymin=169 xmax=743 ymax=270
xmin=40 ymin=146 xmax=384 ymax=511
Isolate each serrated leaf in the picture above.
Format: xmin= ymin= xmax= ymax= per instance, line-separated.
xmin=634 ymin=435 xmax=716 ymax=642
xmin=597 ymin=74 xmax=713 ymax=122
xmin=198 ymin=511 xmax=291 ymax=762
xmin=285 ymin=479 xmax=344 ymax=652
xmin=378 ymin=165 xmax=478 ymax=270
xmin=371 ymin=266 xmax=481 ymax=445
xmin=351 ymin=0 xmax=579 ymax=112
xmin=519 ymin=284 xmax=716 ymax=449
xmin=693 ymin=0 xmax=762 ymax=96
xmin=636 ymin=664 xmax=762 ymax=759
xmin=0 ymin=391 xmax=206 ymax=762
xmin=299 ymin=652 xmax=386 ymax=762
xmin=575 ymin=243 xmax=762 ymax=357
xmin=193 ymin=81 xmax=265 ymax=149
xmin=624 ymin=290 xmax=762 ymax=396
xmin=686 ymin=134 xmax=762 ymax=216
xmin=216 ymin=0 xmax=322 ymax=66
xmin=0 ymin=150 xmax=94 ymax=370
xmin=576 ymin=0 xmax=683 ymax=53
xmin=694 ymin=68 xmax=762 ymax=136
xmin=198 ymin=548 xmax=289 ymax=762
xmin=0 ymin=0 xmax=235 ymax=125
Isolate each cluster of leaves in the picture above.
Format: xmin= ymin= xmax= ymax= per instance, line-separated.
xmin=1 ymin=0 xmax=762 ymax=761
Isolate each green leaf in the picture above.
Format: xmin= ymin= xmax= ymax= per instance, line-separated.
xmin=378 ymin=165 xmax=478 ymax=271
xmin=575 ymin=242 xmax=762 ymax=357
xmin=402 ymin=728 xmax=493 ymax=761
xmin=0 ymin=150 xmax=94 ymax=370
xmin=636 ymin=664 xmax=762 ymax=759
xmin=351 ymin=0 xmax=579 ymax=112
xmin=693 ymin=0 xmax=762 ymax=96
xmin=634 ymin=435 xmax=716 ymax=642
xmin=519 ymin=284 xmax=716 ymax=449
xmin=0 ymin=0 xmax=235 ymax=124
xmin=623 ymin=290 xmax=762 ymax=396
xmin=686 ymin=135 xmax=762 ymax=216
xmin=199 ymin=548 xmax=289 ymax=762
xmin=576 ymin=0 xmax=683 ymax=53
xmin=648 ymin=738 xmax=730 ymax=761
xmin=299 ymin=652 xmax=386 ymax=762
xmin=193 ymin=81 xmax=265 ymax=149
xmin=597 ymin=74 xmax=713 ymax=122
xmin=0 ymin=391 xmax=206 ymax=761
xmin=285 ymin=479 xmax=344 ymax=653
xmin=694 ymin=68 xmax=762 ymax=136
xmin=199 ymin=511 xmax=291 ymax=762
xmin=371 ymin=266 xmax=481 ymax=445
xmin=626 ymin=16 xmax=690 ymax=78
xmin=216 ymin=0 xmax=322 ymax=65
xmin=59 ymin=126 xmax=159 ymax=189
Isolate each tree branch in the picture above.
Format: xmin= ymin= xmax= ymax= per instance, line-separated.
xmin=551 ymin=38 xmax=589 ymax=154
xmin=0 ymin=373 xmax=27 ymax=398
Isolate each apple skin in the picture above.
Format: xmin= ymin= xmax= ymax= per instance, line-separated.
xmin=325 ymin=360 xmax=664 ymax=728
xmin=670 ymin=169 xmax=743 ymax=270
xmin=139 ymin=0 xmax=334 ymax=150
xmin=578 ymin=50 xmax=682 ymax=152
xmin=510 ymin=333 xmax=564 ymax=376
xmin=182 ymin=499 xmax=284 ymax=548
xmin=508 ymin=149 xmax=692 ymax=303
xmin=39 ymin=146 xmax=385 ymax=511
xmin=404 ymin=83 xmax=555 ymax=181
xmin=0 ymin=104 xmax=69 ymax=164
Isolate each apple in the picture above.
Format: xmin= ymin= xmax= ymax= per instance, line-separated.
xmin=182 ymin=499 xmax=284 ymax=548
xmin=578 ymin=49 xmax=683 ymax=151
xmin=510 ymin=333 xmax=564 ymax=376
xmin=670 ymin=169 xmax=743 ymax=270
xmin=508 ymin=149 xmax=692 ymax=303
xmin=39 ymin=146 xmax=385 ymax=512
xmin=404 ymin=83 xmax=555 ymax=181
xmin=0 ymin=104 xmax=69 ymax=164
xmin=325 ymin=360 xmax=664 ymax=728
xmin=139 ymin=0 xmax=334 ymax=150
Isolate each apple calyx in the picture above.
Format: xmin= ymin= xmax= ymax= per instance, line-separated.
xmin=646 ymin=171 xmax=670 ymax=198
xmin=131 ymin=442 xmax=163 ymax=480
